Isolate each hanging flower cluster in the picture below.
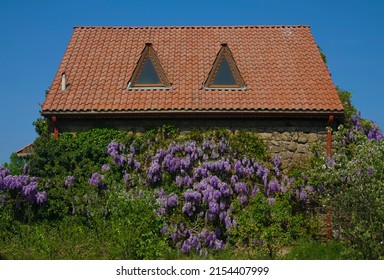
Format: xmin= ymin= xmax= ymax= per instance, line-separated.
xmin=0 ymin=167 xmax=47 ymax=206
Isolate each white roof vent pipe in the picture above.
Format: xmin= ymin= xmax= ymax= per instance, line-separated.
xmin=61 ymin=72 xmax=66 ymax=90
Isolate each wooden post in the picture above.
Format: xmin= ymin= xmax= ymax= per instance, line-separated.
xmin=327 ymin=130 xmax=332 ymax=156
xmin=326 ymin=115 xmax=334 ymax=240
xmin=52 ymin=115 xmax=58 ymax=140
xmin=326 ymin=115 xmax=334 ymax=156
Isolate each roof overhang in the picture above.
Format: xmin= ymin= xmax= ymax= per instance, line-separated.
xmin=41 ymin=109 xmax=344 ymax=119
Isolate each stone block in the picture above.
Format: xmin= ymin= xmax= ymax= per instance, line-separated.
xmin=258 ymin=132 xmax=273 ymax=140
xmin=281 ymin=132 xmax=292 ymax=141
xmin=298 ymin=135 xmax=308 ymax=144
xmin=287 ymin=142 xmax=298 ymax=152
xmin=307 ymin=133 xmax=319 ymax=143
xmin=297 ymin=144 xmax=309 ymax=154
xmin=270 ymin=140 xmax=280 ymax=146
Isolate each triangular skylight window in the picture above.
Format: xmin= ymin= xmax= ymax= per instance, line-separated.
xmin=129 ymin=43 xmax=170 ymax=88
xmin=205 ymin=43 xmax=245 ymax=89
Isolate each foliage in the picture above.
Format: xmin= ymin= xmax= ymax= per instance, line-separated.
xmin=33 ymin=118 xmax=49 ymax=137
xmin=337 ymin=88 xmax=357 ymax=123
xmin=28 ymin=128 xmax=130 ymax=179
xmin=283 ymin=239 xmax=347 ymax=260
xmin=317 ymin=45 xmax=327 ymax=64
xmin=229 ymin=192 xmax=311 ymax=259
xmin=2 ymin=152 xmax=27 ymax=175
xmin=308 ymin=114 xmax=384 ymax=259
xmin=0 ymin=191 xmax=171 ymax=259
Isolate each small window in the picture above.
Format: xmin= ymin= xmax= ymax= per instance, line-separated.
xmin=213 ymin=58 xmax=237 ymax=86
xmin=135 ymin=59 xmax=162 ymax=86
xmin=205 ymin=43 xmax=245 ymax=89
xmin=129 ymin=43 xmax=170 ymax=88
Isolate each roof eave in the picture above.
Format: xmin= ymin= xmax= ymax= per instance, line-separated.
xmin=41 ymin=109 xmax=344 ymax=118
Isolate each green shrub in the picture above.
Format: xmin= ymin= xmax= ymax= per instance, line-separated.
xmin=0 ymin=190 xmax=171 ymax=259
xmin=228 ymin=192 xmax=311 ymax=259
xmin=309 ymin=126 xmax=384 ymax=259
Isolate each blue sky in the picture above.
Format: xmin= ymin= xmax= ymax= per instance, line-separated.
xmin=1 ymin=0 xmax=383 ymax=165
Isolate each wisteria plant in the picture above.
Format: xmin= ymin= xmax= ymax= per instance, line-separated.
xmin=92 ymin=129 xmax=317 ymax=257
xmin=0 ymin=166 xmax=47 ymax=222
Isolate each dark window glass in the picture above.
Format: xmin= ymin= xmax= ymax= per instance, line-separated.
xmin=213 ymin=58 xmax=237 ymax=86
xmin=135 ymin=58 xmax=162 ymax=85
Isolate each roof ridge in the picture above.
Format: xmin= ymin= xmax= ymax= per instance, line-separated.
xmin=73 ymin=25 xmax=310 ymax=30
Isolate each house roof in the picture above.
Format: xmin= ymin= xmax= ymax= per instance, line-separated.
xmin=16 ymin=143 xmax=34 ymax=158
xmin=41 ymin=25 xmax=344 ymax=116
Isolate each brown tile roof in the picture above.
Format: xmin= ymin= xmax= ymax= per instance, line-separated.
xmin=41 ymin=25 xmax=344 ymax=115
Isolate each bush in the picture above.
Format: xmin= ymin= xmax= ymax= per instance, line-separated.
xmin=228 ymin=192 xmax=312 ymax=259
xmin=29 ymin=128 xmax=130 ymax=179
xmin=309 ymin=119 xmax=384 ymax=259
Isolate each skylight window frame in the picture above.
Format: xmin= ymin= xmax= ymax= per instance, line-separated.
xmin=204 ymin=44 xmax=246 ymax=90
xmin=128 ymin=43 xmax=170 ymax=89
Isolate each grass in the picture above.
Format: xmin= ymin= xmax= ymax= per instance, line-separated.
xmin=282 ymin=239 xmax=347 ymax=260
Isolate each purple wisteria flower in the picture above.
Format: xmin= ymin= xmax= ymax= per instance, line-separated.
xmin=176 ymin=176 xmax=184 ymax=188
xmin=22 ymin=181 xmax=38 ymax=197
xmin=101 ymin=164 xmax=111 ymax=172
xmin=184 ymin=190 xmax=202 ymax=203
xmin=325 ymin=157 xmax=335 ymax=168
xmin=123 ymin=172 xmax=131 ymax=184
xmin=367 ymin=168 xmax=374 ymax=176
xmin=237 ymin=194 xmax=248 ymax=205
xmin=299 ymin=191 xmax=308 ymax=202
xmin=251 ymin=187 xmax=260 ymax=197
xmin=0 ymin=167 xmax=10 ymax=178
xmin=182 ymin=202 xmax=195 ymax=217
xmin=160 ymin=226 xmax=168 ymax=233
xmin=64 ymin=176 xmax=75 ymax=187
xmin=167 ymin=193 xmax=178 ymax=208
xmin=219 ymin=141 xmax=227 ymax=153
xmin=272 ymin=155 xmax=282 ymax=177
xmin=267 ymin=179 xmax=280 ymax=196
xmin=36 ymin=191 xmax=47 ymax=204
xmin=89 ymin=172 xmax=103 ymax=187
xmin=129 ymin=144 xmax=136 ymax=154
xmin=147 ymin=159 xmax=162 ymax=184
xmin=23 ymin=164 xmax=29 ymax=175
xmin=268 ymin=197 xmax=276 ymax=205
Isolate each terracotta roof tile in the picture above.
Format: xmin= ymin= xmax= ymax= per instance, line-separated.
xmin=42 ymin=25 xmax=344 ymax=114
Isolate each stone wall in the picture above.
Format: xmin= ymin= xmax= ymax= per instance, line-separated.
xmin=51 ymin=114 xmax=334 ymax=169
xmin=258 ymin=131 xmax=325 ymax=169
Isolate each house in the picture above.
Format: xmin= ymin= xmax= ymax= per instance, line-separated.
xmin=16 ymin=143 xmax=34 ymax=158
xmin=41 ymin=25 xmax=344 ymax=167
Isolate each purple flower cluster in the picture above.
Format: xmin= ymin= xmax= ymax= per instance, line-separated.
xmin=155 ymin=189 xmax=179 ymax=215
xmin=325 ymin=156 xmax=335 ymax=168
xmin=147 ymin=141 xmax=204 ymax=184
xmin=64 ymin=175 xmax=75 ymax=187
xmin=350 ymin=112 xmax=384 ymax=142
xmin=166 ymin=223 xmax=224 ymax=254
xmin=89 ymin=172 xmax=104 ymax=187
xmin=107 ymin=141 xmax=141 ymax=170
xmin=0 ymin=167 xmax=47 ymax=205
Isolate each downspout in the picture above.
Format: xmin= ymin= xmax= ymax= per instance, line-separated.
xmin=52 ymin=115 xmax=59 ymax=140
xmin=326 ymin=114 xmax=334 ymax=240
xmin=326 ymin=115 xmax=334 ymax=156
